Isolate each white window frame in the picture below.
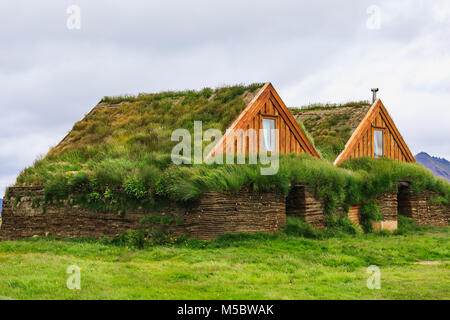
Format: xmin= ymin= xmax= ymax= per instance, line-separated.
xmin=262 ymin=117 xmax=276 ymax=152
xmin=374 ymin=129 xmax=384 ymax=158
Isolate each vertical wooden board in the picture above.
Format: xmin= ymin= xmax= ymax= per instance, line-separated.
xmin=397 ymin=143 xmax=400 ymax=161
xmin=290 ymin=131 xmax=295 ymax=152
xmin=390 ymin=135 xmax=394 ymax=160
xmin=388 ymin=135 xmax=391 ymax=159
xmin=245 ymin=124 xmax=250 ymax=154
xmin=371 ymin=127 xmax=374 ymax=157
xmin=361 ymin=134 xmax=364 ymax=156
xmin=394 ymin=141 xmax=398 ymax=160
xmin=256 ymin=112 xmax=260 ymax=152
xmin=286 ymin=129 xmax=291 ymax=153
xmin=392 ymin=141 xmax=396 ymax=160
xmin=363 ymin=130 xmax=367 ymax=156
xmin=385 ymin=131 xmax=390 ymax=158
xmin=362 ymin=133 xmax=366 ymax=156
xmin=368 ymin=128 xmax=372 ymax=158
xmin=251 ymin=116 xmax=256 ymax=153
xmin=273 ymin=101 xmax=279 ymax=116
xmin=387 ymin=132 xmax=390 ymax=157
xmin=366 ymin=131 xmax=369 ymax=156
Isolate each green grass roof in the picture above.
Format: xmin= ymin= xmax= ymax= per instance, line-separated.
xmin=49 ymin=83 xmax=265 ymax=157
xmin=289 ymin=101 xmax=372 ymax=161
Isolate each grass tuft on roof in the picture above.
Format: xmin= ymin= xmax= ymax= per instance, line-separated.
xmin=290 ymin=101 xmax=372 ymax=161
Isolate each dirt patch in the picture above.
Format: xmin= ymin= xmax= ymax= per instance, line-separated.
xmin=414 ymin=261 xmax=449 ymax=266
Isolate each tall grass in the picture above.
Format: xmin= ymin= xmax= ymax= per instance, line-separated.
xmin=14 ymin=150 xmax=449 ymax=224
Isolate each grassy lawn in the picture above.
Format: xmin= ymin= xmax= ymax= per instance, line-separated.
xmin=0 ymin=227 xmax=449 ymax=300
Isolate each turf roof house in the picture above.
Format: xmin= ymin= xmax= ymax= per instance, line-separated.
xmin=290 ymin=93 xmax=417 ymax=230
xmin=53 ymin=82 xmax=319 ymax=159
xmin=206 ymin=82 xmax=320 ymax=158
xmin=0 ymin=82 xmax=321 ymax=241
xmin=291 ymin=97 xmax=415 ymax=165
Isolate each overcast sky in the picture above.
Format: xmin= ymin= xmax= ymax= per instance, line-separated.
xmin=1 ymin=0 xmax=449 ymax=197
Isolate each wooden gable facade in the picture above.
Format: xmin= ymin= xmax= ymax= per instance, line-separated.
xmin=334 ymin=99 xmax=415 ymax=166
xmin=207 ymin=83 xmax=320 ymax=159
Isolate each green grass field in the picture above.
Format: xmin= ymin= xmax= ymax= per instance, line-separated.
xmin=0 ymin=224 xmax=448 ymax=300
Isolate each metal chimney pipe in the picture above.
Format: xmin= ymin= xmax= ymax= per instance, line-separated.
xmin=371 ymin=88 xmax=379 ymax=103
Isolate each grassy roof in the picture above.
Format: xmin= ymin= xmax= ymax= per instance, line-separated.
xmin=289 ymin=101 xmax=372 ymax=161
xmin=49 ymin=83 xmax=265 ymax=158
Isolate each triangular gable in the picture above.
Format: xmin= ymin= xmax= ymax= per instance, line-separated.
xmin=334 ymin=99 xmax=415 ymax=166
xmin=206 ymin=83 xmax=320 ymax=159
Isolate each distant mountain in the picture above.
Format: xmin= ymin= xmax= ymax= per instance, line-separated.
xmin=0 ymin=198 xmax=2 ymax=213
xmin=415 ymin=152 xmax=450 ymax=182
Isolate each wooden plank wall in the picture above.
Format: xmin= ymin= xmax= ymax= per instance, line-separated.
xmin=346 ymin=108 xmax=410 ymax=162
xmin=222 ymin=93 xmax=308 ymax=155
xmin=348 ymin=205 xmax=361 ymax=225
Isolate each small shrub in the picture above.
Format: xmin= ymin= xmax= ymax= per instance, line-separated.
xmin=4 ymin=187 xmax=11 ymax=199
xmin=124 ymin=177 xmax=147 ymax=200
xmin=68 ymin=172 xmax=90 ymax=194
xmin=44 ymin=176 xmax=69 ymax=203
xmin=430 ymin=196 xmax=448 ymax=205
xmin=31 ymin=197 xmax=41 ymax=209
xmin=175 ymin=218 xmax=184 ymax=225
xmin=395 ymin=216 xmax=421 ymax=235
xmin=360 ymin=201 xmax=382 ymax=221
xmin=282 ymin=218 xmax=321 ymax=239
xmin=14 ymin=195 xmax=21 ymax=207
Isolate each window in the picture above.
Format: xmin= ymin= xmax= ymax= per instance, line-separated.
xmin=262 ymin=118 xmax=276 ymax=152
xmin=374 ymin=130 xmax=384 ymax=158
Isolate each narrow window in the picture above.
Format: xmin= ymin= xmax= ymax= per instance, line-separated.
xmin=262 ymin=118 xmax=276 ymax=152
xmin=374 ymin=130 xmax=384 ymax=158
